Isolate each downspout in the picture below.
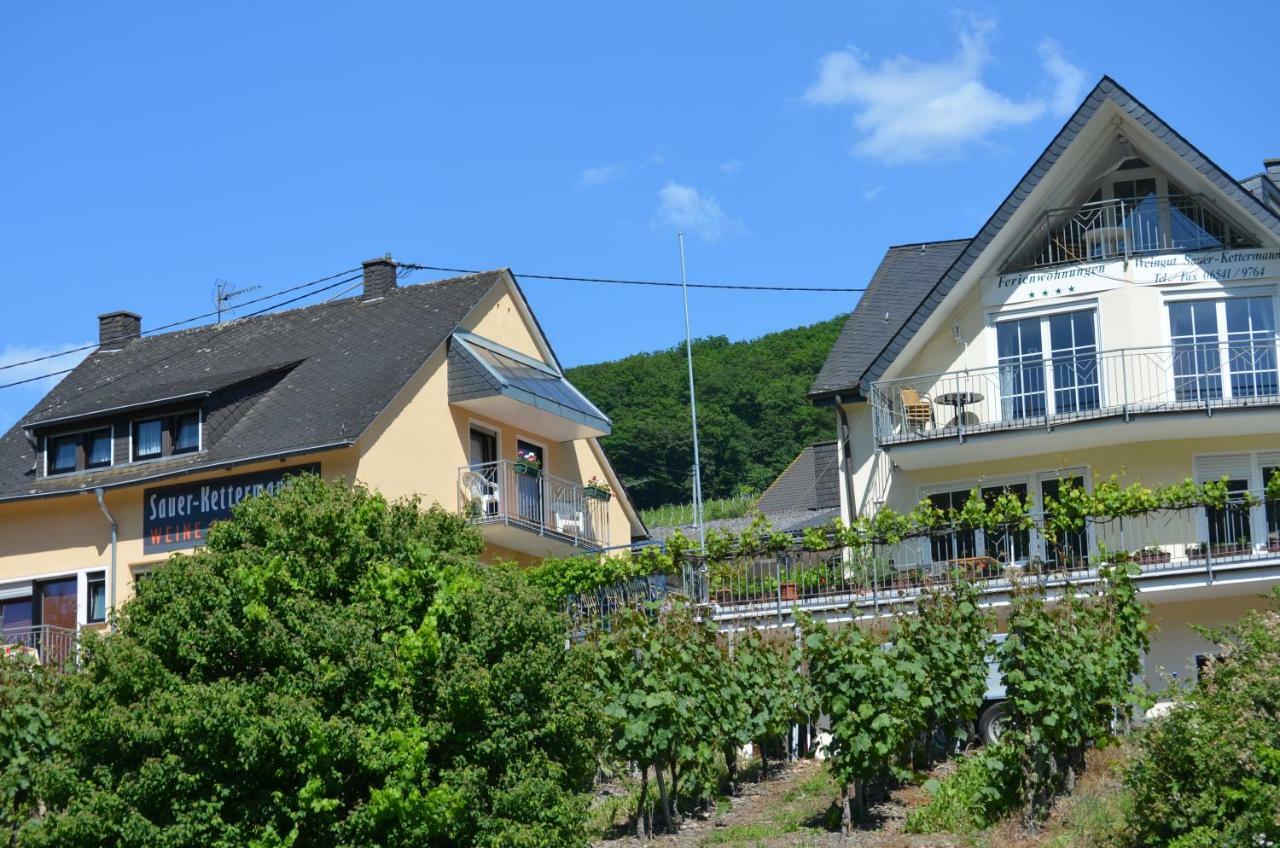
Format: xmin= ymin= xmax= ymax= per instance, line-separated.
xmin=835 ymin=395 xmax=858 ymax=521
xmin=95 ymin=488 xmax=118 ymax=632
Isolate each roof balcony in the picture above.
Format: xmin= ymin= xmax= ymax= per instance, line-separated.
xmin=1003 ymin=193 xmax=1257 ymax=273
xmin=458 ymin=459 xmax=610 ymax=557
xmin=2 ymin=624 xmax=78 ymax=673
xmin=871 ymin=341 xmax=1280 ymax=468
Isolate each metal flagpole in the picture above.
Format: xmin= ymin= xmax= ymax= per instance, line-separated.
xmin=677 ymin=233 xmax=706 ymax=553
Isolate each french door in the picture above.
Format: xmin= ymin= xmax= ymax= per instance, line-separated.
xmin=997 ymin=309 xmax=1099 ymax=422
xmin=1170 ymin=297 xmax=1278 ymax=403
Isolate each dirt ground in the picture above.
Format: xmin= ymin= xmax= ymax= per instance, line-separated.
xmin=591 ymin=744 xmax=1130 ymax=848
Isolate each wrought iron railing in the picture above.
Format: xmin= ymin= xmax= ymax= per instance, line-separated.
xmin=870 ymin=341 xmax=1280 ymax=447
xmin=457 ymin=459 xmax=610 ymax=550
xmin=686 ymin=494 xmax=1280 ymax=621
xmin=1004 ymin=194 xmax=1256 ymax=271
xmin=1 ymin=624 xmax=78 ymax=673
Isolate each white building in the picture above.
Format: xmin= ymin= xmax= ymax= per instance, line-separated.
xmin=809 ymin=77 xmax=1280 ymax=689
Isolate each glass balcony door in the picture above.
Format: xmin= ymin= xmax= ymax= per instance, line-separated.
xmin=1170 ymin=297 xmax=1278 ymax=403
xmin=997 ymin=309 xmax=1099 ymax=423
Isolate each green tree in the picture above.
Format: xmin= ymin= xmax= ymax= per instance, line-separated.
xmin=24 ymin=476 xmax=596 ymax=848
xmin=1 ymin=655 xmax=59 ymax=845
xmin=566 ymin=316 xmax=845 ymax=509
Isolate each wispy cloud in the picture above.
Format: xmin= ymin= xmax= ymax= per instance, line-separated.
xmin=579 ymin=163 xmax=626 ymax=187
xmin=863 ymin=185 xmax=883 ymax=202
xmin=719 ymin=158 xmax=743 ymax=175
xmin=803 ymin=19 xmax=1085 ymax=163
xmin=653 ymin=181 xmax=742 ymax=241
xmin=1038 ymin=39 xmax=1086 ymax=116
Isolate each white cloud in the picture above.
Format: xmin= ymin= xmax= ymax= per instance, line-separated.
xmin=1038 ymin=40 xmax=1085 ymax=116
xmin=719 ymin=158 xmax=743 ymax=175
xmin=863 ymin=185 xmax=883 ymax=202
xmin=579 ymin=163 xmax=626 ymax=187
xmin=653 ymin=181 xmax=741 ymax=241
xmin=803 ymin=19 xmax=1086 ymax=163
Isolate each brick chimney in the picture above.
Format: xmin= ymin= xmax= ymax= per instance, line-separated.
xmin=98 ymin=311 xmax=141 ymax=350
xmin=361 ymin=255 xmax=398 ymax=300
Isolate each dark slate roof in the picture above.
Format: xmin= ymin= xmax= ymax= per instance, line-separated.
xmin=0 ymin=271 xmax=507 ymax=501
xmin=857 ymin=76 xmax=1280 ymax=389
xmin=809 ymin=239 xmax=969 ymax=399
xmin=756 ymin=441 xmax=841 ymax=514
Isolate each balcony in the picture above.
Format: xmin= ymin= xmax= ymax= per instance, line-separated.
xmin=1004 ymin=194 xmax=1257 ymax=272
xmin=2 ymin=624 xmax=78 ymax=673
xmin=688 ymin=493 xmax=1280 ymax=624
xmin=458 ymin=459 xmax=610 ymax=556
xmin=871 ymin=341 xmax=1280 ymax=464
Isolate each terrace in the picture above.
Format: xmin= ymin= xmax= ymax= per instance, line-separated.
xmin=458 ymin=458 xmax=611 ymax=556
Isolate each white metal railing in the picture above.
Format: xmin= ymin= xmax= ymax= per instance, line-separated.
xmin=457 ymin=459 xmax=610 ymax=550
xmin=1005 ymin=194 xmax=1256 ymax=272
xmin=2 ymin=624 xmax=78 ymax=673
xmin=870 ymin=341 xmax=1280 ymax=446
xmin=687 ymin=494 xmax=1280 ymax=619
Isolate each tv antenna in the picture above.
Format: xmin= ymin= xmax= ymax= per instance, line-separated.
xmin=213 ymin=280 xmax=262 ymax=323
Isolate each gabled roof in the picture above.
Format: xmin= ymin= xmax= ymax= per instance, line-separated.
xmin=0 ymin=271 xmax=507 ymax=500
xmin=856 ymin=76 xmax=1280 ymax=389
xmin=809 ymin=239 xmax=969 ymax=399
xmin=756 ymin=441 xmax=841 ymax=514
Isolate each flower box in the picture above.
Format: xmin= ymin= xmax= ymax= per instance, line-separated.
xmin=779 ymin=582 xmax=798 ymax=602
xmin=513 ymin=460 xmax=541 ymax=477
xmin=1133 ymin=549 xmax=1171 ymax=566
xmin=584 ymin=485 xmax=611 ymax=502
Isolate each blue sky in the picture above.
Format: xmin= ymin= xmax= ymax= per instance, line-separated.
xmin=2 ymin=1 xmax=1277 ymax=431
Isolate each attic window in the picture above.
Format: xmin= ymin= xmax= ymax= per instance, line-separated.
xmin=49 ymin=436 xmax=78 ymax=474
xmin=133 ymin=419 xmax=163 ymax=460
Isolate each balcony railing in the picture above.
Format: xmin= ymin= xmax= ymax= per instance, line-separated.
xmin=871 ymin=340 xmax=1280 ymax=447
xmin=1005 ymin=194 xmax=1256 ymax=272
xmin=458 ymin=459 xmax=610 ymax=551
xmin=2 ymin=624 xmax=78 ymax=673
xmin=688 ymin=493 xmax=1280 ymax=620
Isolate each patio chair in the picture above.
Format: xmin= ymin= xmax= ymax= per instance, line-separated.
xmin=898 ymin=388 xmax=934 ymax=431
xmin=460 ymin=470 xmax=500 ymax=517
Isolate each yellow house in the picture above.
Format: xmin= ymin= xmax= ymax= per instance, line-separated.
xmin=809 ymin=77 xmax=1280 ymax=689
xmin=0 ymin=257 xmax=646 ymax=653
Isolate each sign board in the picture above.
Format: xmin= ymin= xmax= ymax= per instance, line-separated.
xmin=142 ymin=463 xmax=320 ymax=554
xmin=983 ymin=248 xmax=1280 ymax=307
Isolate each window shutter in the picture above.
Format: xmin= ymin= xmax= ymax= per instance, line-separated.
xmin=1193 ymin=453 xmax=1253 ymax=483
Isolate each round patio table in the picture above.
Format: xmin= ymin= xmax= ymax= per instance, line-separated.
xmin=935 ymin=391 xmax=985 ymax=426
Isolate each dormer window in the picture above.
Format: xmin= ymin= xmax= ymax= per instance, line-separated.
xmin=49 ymin=435 xmax=78 ymax=474
xmin=133 ymin=419 xmax=163 ymax=461
xmin=173 ymin=413 xmax=200 ymax=454
xmin=45 ymin=426 xmax=114 ymax=475
xmin=86 ymin=429 xmax=112 ymax=469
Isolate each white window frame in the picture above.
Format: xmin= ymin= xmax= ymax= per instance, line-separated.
xmin=1162 ymin=288 xmax=1280 ymax=402
xmin=986 ymin=304 xmax=1104 ymax=421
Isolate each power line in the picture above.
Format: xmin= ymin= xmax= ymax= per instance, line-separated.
xmin=400 ymin=263 xmax=867 ymax=293
xmin=0 ymin=271 xmax=363 ymax=393
xmin=0 ymin=267 xmax=361 ymax=375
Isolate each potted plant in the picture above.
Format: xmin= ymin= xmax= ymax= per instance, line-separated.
xmin=1185 ymin=543 xmax=1206 ymax=560
xmin=1133 ymin=546 xmax=1170 ymax=565
xmin=584 ymin=476 xmax=612 ymax=501
xmin=513 ymin=449 xmax=541 ymax=477
xmin=779 ymin=577 xmax=798 ymax=602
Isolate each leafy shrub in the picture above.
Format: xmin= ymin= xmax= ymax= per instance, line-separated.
xmin=904 ymin=743 xmax=1018 ymax=833
xmin=1124 ymin=589 xmax=1280 ymax=847
xmin=23 ymin=476 xmax=596 ymax=848
xmin=1 ymin=655 xmax=59 ymax=842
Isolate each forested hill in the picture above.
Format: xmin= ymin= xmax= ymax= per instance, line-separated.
xmin=565 ymin=315 xmax=845 ymax=510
